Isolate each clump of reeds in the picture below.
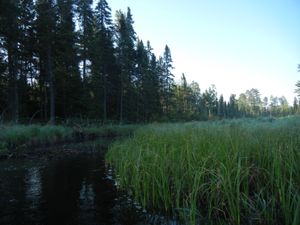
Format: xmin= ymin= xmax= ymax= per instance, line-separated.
xmin=106 ymin=117 xmax=300 ymax=225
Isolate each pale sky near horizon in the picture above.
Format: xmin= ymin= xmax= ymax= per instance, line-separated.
xmin=105 ymin=0 xmax=300 ymax=104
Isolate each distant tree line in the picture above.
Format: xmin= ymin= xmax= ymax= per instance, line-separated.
xmin=0 ymin=0 xmax=299 ymax=124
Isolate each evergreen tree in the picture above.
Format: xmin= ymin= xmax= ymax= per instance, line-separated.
xmin=91 ymin=0 xmax=116 ymax=121
xmin=75 ymin=0 xmax=94 ymax=83
xmin=1 ymin=0 xmax=20 ymax=123
xmin=115 ymin=8 xmax=136 ymax=123
xmin=161 ymin=45 xmax=174 ymax=116
xmin=36 ymin=0 xmax=58 ymax=124
xmin=293 ymin=97 xmax=299 ymax=114
xmin=227 ymin=94 xmax=237 ymax=118
xmin=202 ymin=85 xmax=217 ymax=119
xmin=56 ymin=0 xmax=82 ymax=118
xmin=146 ymin=42 xmax=162 ymax=120
xmin=189 ymin=81 xmax=201 ymax=117
xmin=218 ymin=94 xmax=225 ymax=118
xmin=135 ymin=40 xmax=149 ymax=121
xmin=238 ymin=93 xmax=249 ymax=117
xmin=18 ymin=0 xmax=38 ymax=120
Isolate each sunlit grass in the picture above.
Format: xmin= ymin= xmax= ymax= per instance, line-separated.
xmin=106 ymin=117 xmax=300 ymax=225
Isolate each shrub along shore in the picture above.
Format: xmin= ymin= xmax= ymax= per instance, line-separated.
xmin=106 ymin=117 xmax=300 ymax=225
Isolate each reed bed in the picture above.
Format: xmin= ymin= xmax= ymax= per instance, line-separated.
xmin=0 ymin=125 xmax=73 ymax=151
xmin=106 ymin=117 xmax=300 ymax=225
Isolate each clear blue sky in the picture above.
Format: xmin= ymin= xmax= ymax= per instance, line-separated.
xmin=106 ymin=0 xmax=300 ymax=104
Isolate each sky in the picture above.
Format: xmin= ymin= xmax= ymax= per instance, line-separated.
xmin=106 ymin=0 xmax=300 ymax=104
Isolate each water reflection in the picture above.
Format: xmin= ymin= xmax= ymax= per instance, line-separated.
xmin=0 ymin=146 xmax=179 ymax=225
xmin=25 ymin=167 xmax=41 ymax=210
xmin=0 ymin=152 xmax=145 ymax=225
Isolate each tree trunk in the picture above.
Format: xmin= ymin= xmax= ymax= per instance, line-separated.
xmin=119 ymin=82 xmax=123 ymax=124
xmin=47 ymin=46 xmax=55 ymax=125
xmin=103 ymin=81 xmax=107 ymax=122
xmin=7 ymin=43 xmax=19 ymax=124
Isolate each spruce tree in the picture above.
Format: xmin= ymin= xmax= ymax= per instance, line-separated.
xmin=1 ymin=0 xmax=20 ymax=123
xmin=36 ymin=0 xmax=57 ymax=124
xmin=218 ymin=94 xmax=225 ymax=118
xmin=75 ymin=0 xmax=94 ymax=83
xmin=161 ymin=45 xmax=174 ymax=116
xmin=115 ymin=8 xmax=136 ymax=123
xmin=56 ymin=0 xmax=82 ymax=118
xmin=91 ymin=0 xmax=116 ymax=121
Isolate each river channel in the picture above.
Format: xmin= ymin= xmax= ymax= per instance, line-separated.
xmin=0 ymin=140 xmax=180 ymax=225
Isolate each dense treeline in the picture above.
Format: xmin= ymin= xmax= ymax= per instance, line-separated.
xmin=0 ymin=0 xmax=299 ymax=124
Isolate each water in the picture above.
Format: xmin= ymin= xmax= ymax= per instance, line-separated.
xmin=0 ymin=141 xmax=151 ymax=225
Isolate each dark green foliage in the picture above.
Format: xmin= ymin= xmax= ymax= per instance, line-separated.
xmin=55 ymin=0 xmax=82 ymax=118
xmin=36 ymin=0 xmax=57 ymax=124
xmin=89 ymin=0 xmax=119 ymax=122
xmin=160 ymin=45 xmax=175 ymax=116
xmin=0 ymin=0 xmax=295 ymax=124
xmin=115 ymin=8 xmax=137 ymax=123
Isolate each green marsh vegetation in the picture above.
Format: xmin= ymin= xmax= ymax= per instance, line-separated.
xmin=106 ymin=117 xmax=300 ymax=225
xmin=0 ymin=125 xmax=73 ymax=152
xmin=0 ymin=123 xmax=138 ymax=154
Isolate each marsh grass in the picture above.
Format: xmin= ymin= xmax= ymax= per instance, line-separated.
xmin=0 ymin=123 xmax=138 ymax=153
xmin=106 ymin=117 xmax=300 ymax=225
xmin=83 ymin=124 xmax=139 ymax=138
xmin=0 ymin=125 xmax=73 ymax=151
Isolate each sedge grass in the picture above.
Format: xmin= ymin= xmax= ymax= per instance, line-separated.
xmin=0 ymin=125 xmax=73 ymax=151
xmin=106 ymin=117 xmax=300 ymax=225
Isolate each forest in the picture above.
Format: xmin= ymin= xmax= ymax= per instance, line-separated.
xmin=1 ymin=0 xmax=300 ymax=125
xmin=1 ymin=1 xmax=300 ymax=225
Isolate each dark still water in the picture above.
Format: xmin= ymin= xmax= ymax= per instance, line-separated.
xmin=0 ymin=142 xmax=154 ymax=225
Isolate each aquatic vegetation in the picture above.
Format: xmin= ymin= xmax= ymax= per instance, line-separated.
xmin=106 ymin=117 xmax=300 ymax=225
xmin=0 ymin=123 xmax=138 ymax=153
xmin=0 ymin=125 xmax=73 ymax=151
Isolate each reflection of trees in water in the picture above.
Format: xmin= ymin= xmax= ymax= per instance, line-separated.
xmin=0 ymin=153 xmax=169 ymax=225
xmin=0 ymin=162 xmax=32 ymax=225
xmin=40 ymin=156 xmax=89 ymax=225
xmin=25 ymin=167 xmax=42 ymax=210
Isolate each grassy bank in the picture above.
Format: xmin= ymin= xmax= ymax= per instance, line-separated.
xmin=106 ymin=117 xmax=300 ymax=225
xmin=0 ymin=124 xmax=138 ymax=155
xmin=0 ymin=125 xmax=73 ymax=153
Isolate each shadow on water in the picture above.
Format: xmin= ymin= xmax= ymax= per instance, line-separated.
xmin=0 ymin=140 xmax=181 ymax=225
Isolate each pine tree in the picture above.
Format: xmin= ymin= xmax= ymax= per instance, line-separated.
xmin=146 ymin=42 xmax=162 ymax=120
xmin=218 ymin=94 xmax=225 ymax=118
xmin=115 ymin=8 xmax=136 ymax=123
xmin=135 ymin=40 xmax=148 ymax=121
xmin=1 ymin=0 xmax=20 ymax=123
xmin=202 ymin=85 xmax=217 ymax=119
xmin=293 ymin=97 xmax=299 ymax=114
xmin=18 ymin=0 xmax=38 ymax=119
xmin=56 ymin=0 xmax=82 ymax=118
xmin=36 ymin=0 xmax=58 ymax=124
xmin=228 ymin=94 xmax=237 ymax=118
xmin=161 ymin=45 xmax=174 ymax=116
xmin=90 ymin=0 xmax=116 ymax=121
xmin=75 ymin=0 xmax=94 ymax=83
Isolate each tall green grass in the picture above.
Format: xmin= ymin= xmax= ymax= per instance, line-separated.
xmin=0 ymin=124 xmax=138 ymax=153
xmin=106 ymin=117 xmax=300 ymax=225
xmin=0 ymin=125 xmax=73 ymax=151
